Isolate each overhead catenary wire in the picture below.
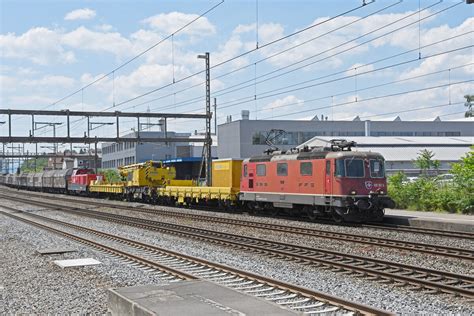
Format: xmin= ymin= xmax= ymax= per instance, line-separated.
xmin=39 ymin=0 xmax=226 ymax=111
xmin=126 ymin=1 xmax=402 ymax=113
xmin=180 ymin=44 xmax=472 ymax=114
xmin=144 ymin=0 xmax=448 ymax=113
xmin=210 ymin=0 xmax=449 ymax=100
xmin=112 ymin=1 xmax=376 ymax=109
xmin=149 ymin=62 xmax=473 ymax=128
xmin=219 ymin=63 xmax=473 ymax=121
xmin=13 ymin=1 xmax=471 ymax=140
xmin=264 ymin=79 xmax=472 ymax=120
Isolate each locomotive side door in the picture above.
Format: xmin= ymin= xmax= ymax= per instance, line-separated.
xmin=324 ymin=160 xmax=332 ymax=195
xmin=247 ymin=165 xmax=255 ymax=191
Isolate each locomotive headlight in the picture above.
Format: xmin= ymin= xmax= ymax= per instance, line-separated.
xmin=380 ymin=191 xmax=385 ymax=195
xmin=351 ymin=190 xmax=357 ymax=195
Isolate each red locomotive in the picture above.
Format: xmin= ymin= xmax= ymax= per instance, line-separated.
xmin=68 ymin=168 xmax=98 ymax=194
xmin=240 ymin=140 xmax=395 ymax=222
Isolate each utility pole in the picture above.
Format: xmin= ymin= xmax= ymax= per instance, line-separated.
xmin=213 ymin=98 xmax=217 ymax=135
xmin=198 ymin=52 xmax=212 ymax=186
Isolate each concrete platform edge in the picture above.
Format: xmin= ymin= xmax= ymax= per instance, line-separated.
xmin=108 ymin=287 xmax=156 ymax=316
xmin=383 ymin=215 xmax=473 ymax=233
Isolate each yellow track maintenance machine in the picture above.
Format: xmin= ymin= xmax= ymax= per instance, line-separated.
xmin=154 ymin=158 xmax=243 ymax=210
xmin=89 ymin=160 xmax=194 ymax=200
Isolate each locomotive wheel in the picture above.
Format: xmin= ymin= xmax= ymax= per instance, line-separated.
xmin=270 ymin=206 xmax=280 ymax=216
xmin=332 ymin=212 xmax=344 ymax=223
xmin=305 ymin=207 xmax=317 ymax=221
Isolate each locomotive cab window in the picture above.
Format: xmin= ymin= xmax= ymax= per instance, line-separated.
xmin=335 ymin=159 xmax=345 ymax=177
xmin=300 ymin=162 xmax=312 ymax=176
xmin=277 ymin=163 xmax=288 ymax=176
xmin=345 ymin=159 xmax=365 ymax=178
xmin=370 ymin=159 xmax=385 ymax=178
xmin=256 ymin=164 xmax=266 ymax=176
xmin=243 ymin=165 xmax=248 ymax=177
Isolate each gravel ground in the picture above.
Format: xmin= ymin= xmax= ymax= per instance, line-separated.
xmin=2 ymin=197 xmax=472 ymax=315
xmin=89 ymin=204 xmax=474 ymax=276
xmin=6 ymin=190 xmax=471 ymax=276
xmin=0 ymin=212 xmax=171 ymax=314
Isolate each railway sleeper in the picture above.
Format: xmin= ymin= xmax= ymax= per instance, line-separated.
xmin=295 ymin=302 xmax=326 ymax=309
xmin=217 ymin=277 xmax=246 ymax=285
xmin=278 ymin=298 xmax=311 ymax=306
xmin=268 ymin=293 xmax=298 ymax=301
xmin=255 ymin=290 xmax=287 ymax=298
xmin=237 ymin=284 xmax=267 ymax=291
xmin=442 ymin=279 xmax=462 ymax=285
xmin=230 ymin=279 xmax=255 ymax=287
xmin=194 ymin=270 xmax=223 ymax=277
xmin=458 ymin=283 xmax=474 ymax=289
xmin=245 ymin=287 xmax=275 ymax=294
xmin=305 ymin=306 xmax=341 ymax=314
xmin=212 ymin=275 xmax=239 ymax=282
xmin=393 ymin=281 xmax=408 ymax=287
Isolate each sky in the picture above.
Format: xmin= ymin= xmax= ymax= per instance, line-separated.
xmin=0 ymin=0 xmax=473 ymax=145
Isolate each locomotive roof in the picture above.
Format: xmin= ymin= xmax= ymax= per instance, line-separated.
xmin=245 ymin=149 xmax=384 ymax=162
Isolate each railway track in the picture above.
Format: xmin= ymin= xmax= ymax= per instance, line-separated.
xmin=4 ymin=187 xmax=473 ymax=241
xmin=1 ymin=191 xmax=472 ymax=261
xmin=0 ymin=206 xmax=391 ymax=316
xmin=3 ymin=195 xmax=474 ymax=299
xmin=2 ymin=187 xmax=472 ymax=241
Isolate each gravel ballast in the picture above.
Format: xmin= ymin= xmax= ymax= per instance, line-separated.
xmin=0 ymin=213 xmax=169 ymax=314
xmin=1 ymin=197 xmax=473 ymax=314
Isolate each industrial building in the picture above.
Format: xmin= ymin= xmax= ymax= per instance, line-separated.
xmin=101 ymin=131 xmax=216 ymax=169
xmin=217 ymin=114 xmax=473 ymax=159
xmin=217 ymin=113 xmax=473 ymax=175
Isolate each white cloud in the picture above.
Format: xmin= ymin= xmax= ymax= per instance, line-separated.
xmin=0 ymin=27 xmax=76 ymax=65
xmin=233 ymin=23 xmax=256 ymax=35
xmin=64 ymin=8 xmax=96 ymax=21
xmin=22 ymin=75 xmax=75 ymax=88
xmin=62 ymin=26 xmax=132 ymax=57
xmin=142 ymin=12 xmax=215 ymax=37
xmin=263 ymin=95 xmax=304 ymax=112
xmin=95 ymin=24 xmax=114 ymax=32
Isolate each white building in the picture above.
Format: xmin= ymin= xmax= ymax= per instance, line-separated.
xmin=299 ymin=136 xmax=473 ymax=176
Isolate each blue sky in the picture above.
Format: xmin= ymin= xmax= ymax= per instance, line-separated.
xmin=1 ymin=0 xmax=473 ymax=143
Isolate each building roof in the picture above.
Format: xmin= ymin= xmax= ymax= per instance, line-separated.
xmin=300 ymin=136 xmax=473 ymax=147
xmin=298 ymin=136 xmax=473 ymax=162
xmin=360 ymin=147 xmax=470 ymax=162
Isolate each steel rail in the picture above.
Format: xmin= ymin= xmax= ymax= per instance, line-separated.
xmin=3 ymin=195 xmax=473 ymax=298
xmin=1 ymin=191 xmax=471 ymax=260
xmin=15 ymin=188 xmax=474 ymax=240
xmin=0 ymin=206 xmax=390 ymax=316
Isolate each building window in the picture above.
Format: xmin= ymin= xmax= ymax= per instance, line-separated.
xmin=277 ymin=163 xmax=288 ymax=176
xmin=300 ymin=162 xmax=312 ymax=176
xmin=256 ymin=164 xmax=266 ymax=176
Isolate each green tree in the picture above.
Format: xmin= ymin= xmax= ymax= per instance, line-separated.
xmin=465 ymin=94 xmax=473 ymax=118
xmin=413 ymin=149 xmax=440 ymax=176
xmin=450 ymin=146 xmax=474 ymax=213
xmin=20 ymin=158 xmax=48 ymax=173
